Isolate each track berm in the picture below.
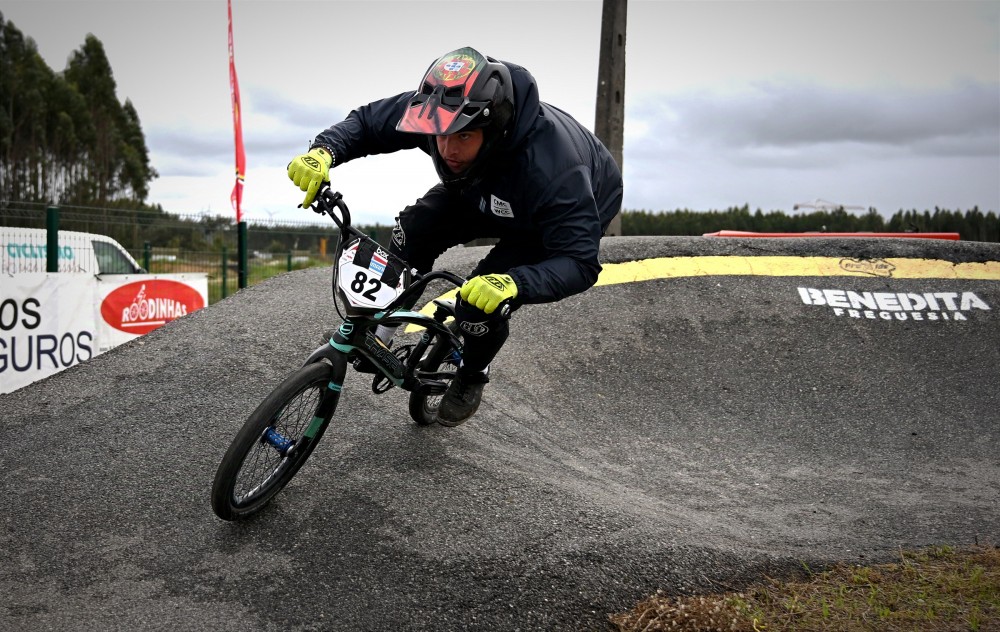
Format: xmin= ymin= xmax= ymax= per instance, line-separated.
xmin=2 ymin=236 xmax=998 ymax=631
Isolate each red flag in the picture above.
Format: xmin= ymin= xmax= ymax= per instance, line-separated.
xmin=228 ymin=0 xmax=246 ymax=223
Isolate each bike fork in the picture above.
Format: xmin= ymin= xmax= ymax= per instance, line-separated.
xmin=271 ymin=327 xmax=351 ymax=452
xmin=306 ymin=347 xmax=349 ymax=440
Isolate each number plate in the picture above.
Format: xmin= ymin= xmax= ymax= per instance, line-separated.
xmin=336 ymin=239 xmax=405 ymax=310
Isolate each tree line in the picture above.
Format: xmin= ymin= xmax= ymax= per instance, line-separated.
xmin=621 ymin=206 xmax=999 ymax=242
xmin=0 ymin=12 xmax=156 ymax=207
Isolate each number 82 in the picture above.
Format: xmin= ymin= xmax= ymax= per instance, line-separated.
xmin=351 ymin=270 xmax=382 ymax=301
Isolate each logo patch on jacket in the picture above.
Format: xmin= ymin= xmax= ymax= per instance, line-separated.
xmin=490 ymin=195 xmax=513 ymax=218
xmin=392 ymin=218 xmax=405 ymax=248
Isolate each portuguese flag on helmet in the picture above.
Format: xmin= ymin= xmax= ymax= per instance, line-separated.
xmin=397 ymin=47 xmax=513 ymax=137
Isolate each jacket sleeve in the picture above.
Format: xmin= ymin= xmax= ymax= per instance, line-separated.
xmin=311 ymin=92 xmax=425 ymax=164
xmin=507 ymin=166 xmax=604 ymax=304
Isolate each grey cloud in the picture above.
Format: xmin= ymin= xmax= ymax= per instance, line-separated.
xmin=148 ymin=129 xmax=232 ymax=162
xmin=153 ymin=156 xmax=216 ymax=178
xmin=146 ymin=87 xmax=356 ymax=177
xmin=631 ymin=81 xmax=1000 ymax=158
xmin=249 ymin=89 xmax=346 ymax=134
xmin=622 ymin=82 xmax=999 ymax=213
xmin=148 ymin=123 xmax=320 ymax=177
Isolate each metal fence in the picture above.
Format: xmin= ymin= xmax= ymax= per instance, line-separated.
xmin=0 ymin=201 xmax=386 ymax=304
xmin=140 ymin=246 xmax=335 ymax=304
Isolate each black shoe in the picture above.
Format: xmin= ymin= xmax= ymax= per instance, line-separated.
xmin=437 ymin=368 xmax=489 ymax=427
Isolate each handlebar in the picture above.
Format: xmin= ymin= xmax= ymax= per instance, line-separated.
xmin=311 ymin=185 xmax=366 ymax=239
xmin=308 ymin=185 xmax=467 ymax=300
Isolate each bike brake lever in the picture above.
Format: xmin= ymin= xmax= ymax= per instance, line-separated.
xmin=300 ymin=183 xmax=333 ymax=214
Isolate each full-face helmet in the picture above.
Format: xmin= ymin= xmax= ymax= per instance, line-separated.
xmin=396 ymin=47 xmax=515 ymax=184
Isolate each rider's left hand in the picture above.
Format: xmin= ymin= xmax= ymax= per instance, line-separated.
xmin=460 ymin=274 xmax=518 ymax=314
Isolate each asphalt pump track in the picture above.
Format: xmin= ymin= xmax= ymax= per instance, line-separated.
xmin=2 ymin=236 xmax=998 ymax=630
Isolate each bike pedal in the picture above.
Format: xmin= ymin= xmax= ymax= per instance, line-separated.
xmin=392 ymin=343 xmax=414 ymax=362
xmin=372 ymin=374 xmax=394 ymax=394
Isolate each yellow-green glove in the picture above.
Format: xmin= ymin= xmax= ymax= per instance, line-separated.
xmin=459 ymin=274 xmax=518 ymax=314
xmin=287 ymin=147 xmax=333 ymax=207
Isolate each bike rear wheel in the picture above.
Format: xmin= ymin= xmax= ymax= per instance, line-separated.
xmin=212 ymin=362 xmax=335 ymax=520
xmin=408 ymin=333 xmax=461 ymax=426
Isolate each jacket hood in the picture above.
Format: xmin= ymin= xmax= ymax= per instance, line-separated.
xmin=500 ymin=61 xmax=541 ymax=152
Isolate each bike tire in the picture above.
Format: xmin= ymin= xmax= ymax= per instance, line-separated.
xmin=212 ymin=362 xmax=335 ymax=521
xmin=408 ymin=333 xmax=461 ymax=426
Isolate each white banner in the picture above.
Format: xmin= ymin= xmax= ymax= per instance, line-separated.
xmin=1 ymin=273 xmax=208 ymax=394
xmin=95 ymin=274 xmax=209 ymax=352
xmin=1 ymin=274 xmax=99 ymax=394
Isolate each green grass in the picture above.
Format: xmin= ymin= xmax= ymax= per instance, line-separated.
xmin=203 ymin=258 xmax=331 ymax=304
xmin=609 ymin=545 xmax=1000 ymax=631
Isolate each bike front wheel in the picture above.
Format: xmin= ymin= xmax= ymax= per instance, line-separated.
xmin=212 ymin=362 xmax=336 ymax=520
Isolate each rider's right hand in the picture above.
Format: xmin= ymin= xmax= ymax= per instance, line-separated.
xmin=287 ymin=147 xmax=333 ymax=207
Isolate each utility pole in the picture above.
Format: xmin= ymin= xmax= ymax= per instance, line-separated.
xmin=595 ymin=0 xmax=627 ymax=236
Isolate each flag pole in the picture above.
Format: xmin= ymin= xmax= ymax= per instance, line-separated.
xmin=228 ymin=0 xmax=248 ymax=289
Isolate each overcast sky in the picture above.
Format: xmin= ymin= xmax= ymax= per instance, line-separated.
xmin=4 ymin=0 xmax=998 ymax=225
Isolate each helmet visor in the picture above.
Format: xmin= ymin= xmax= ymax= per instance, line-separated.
xmin=396 ymin=48 xmax=488 ymax=136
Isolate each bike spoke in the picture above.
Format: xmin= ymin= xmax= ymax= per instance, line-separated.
xmin=231 ymin=382 xmax=325 ymax=505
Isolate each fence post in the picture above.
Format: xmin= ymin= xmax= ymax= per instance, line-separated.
xmin=143 ymin=241 xmax=151 ymax=271
xmin=46 ymin=206 xmax=59 ymax=273
xmin=287 ymin=251 xmax=293 ymax=272
xmin=238 ymin=221 xmax=248 ymax=289
xmin=221 ymin=246 xmax=228 ymax=300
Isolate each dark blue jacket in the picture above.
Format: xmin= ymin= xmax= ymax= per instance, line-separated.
xmin=312 ymin=62 xmax=623 ymax=304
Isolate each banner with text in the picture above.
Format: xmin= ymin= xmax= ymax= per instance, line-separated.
xmin=2 ymin=273 xmax=208 ymax=394
xmin=1 ymin=274 xmax=98 ymax=394
xmin=95 ymin=274 xmax=209 ymax=352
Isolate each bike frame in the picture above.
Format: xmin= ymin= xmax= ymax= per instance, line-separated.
xmin=300 ymin=188 xmax=466 ymax=393
xmin=211 ymin=188 xmax=471 ymax=519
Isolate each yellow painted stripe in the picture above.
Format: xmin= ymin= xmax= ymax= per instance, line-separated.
xmin=595 ymin=256 xmax=1000 ymax=284
xmin=406 ymin=288 xmax=459 ymax=331
xmin=406 ymin=256 xmax=1000 ymax=331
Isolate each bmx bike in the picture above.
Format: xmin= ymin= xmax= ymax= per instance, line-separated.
xmin=211 ymin=187 xmax=471 ymax=521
